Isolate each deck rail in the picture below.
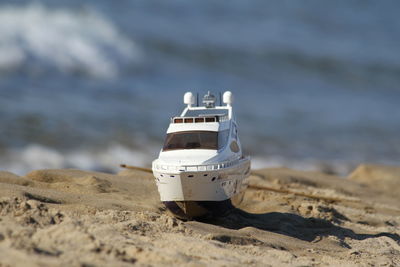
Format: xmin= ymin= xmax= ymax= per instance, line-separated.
xmin=153 ymin=156 xmax=250 ymax=172
xmin=171 ymin=115 xmax=229 ymax=124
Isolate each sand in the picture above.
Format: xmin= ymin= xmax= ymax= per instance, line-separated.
xmin=0 ymin=164 xmax=399 ymax=266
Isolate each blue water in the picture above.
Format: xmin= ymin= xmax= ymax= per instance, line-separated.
xmin=0 ymin=1 xmax=399 ymax=174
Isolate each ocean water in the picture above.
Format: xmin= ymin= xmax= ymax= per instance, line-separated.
xmin=0 ymin=1 xmax=399 ymax=175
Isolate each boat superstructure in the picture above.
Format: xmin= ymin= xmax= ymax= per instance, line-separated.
xmin=152 ymin=91 xmax=250 ymax=219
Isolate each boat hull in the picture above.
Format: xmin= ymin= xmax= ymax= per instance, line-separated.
xmin=153 ymin=157 xmax=250 ymax=218
xmin=163 ymin=199 xmax=234 ymax=220
xmin=153 ymin=157 xmax=250 ymax=202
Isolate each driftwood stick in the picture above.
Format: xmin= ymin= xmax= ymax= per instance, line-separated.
xmin=120 ymin=164 xmax=153 ymax=173
xmin=247 ymin=184 xmax=359 ymax=203
xmin=119 ymin=165 xmax=356 ymax=203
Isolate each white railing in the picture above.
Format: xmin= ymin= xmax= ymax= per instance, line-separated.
xmin=153 ymin=156 xmax=249 ymax=172
xmin=171 ymin=115 xmax=229 ymax=124
xmin=219 ymin=115 xmax=229 ymax=122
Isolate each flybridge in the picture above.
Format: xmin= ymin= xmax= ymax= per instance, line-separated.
xmin=171 ymin=91 xmax=234 ymax=124
xmin=171 ymin=116 xmax=228 ymax=124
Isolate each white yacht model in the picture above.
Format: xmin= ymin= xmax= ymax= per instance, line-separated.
xmin=152 ymin=91 xmax=251 ymax=219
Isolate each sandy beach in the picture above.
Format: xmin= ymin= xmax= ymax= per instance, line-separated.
xmin=0 ymin=164 xmax=399 ymax=266
xmin=1 ymin=1 xmax=400 ymax=266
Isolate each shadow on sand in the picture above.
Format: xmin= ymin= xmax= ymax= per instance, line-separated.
xmin=199 ymin=208 xmax=400 ymax=248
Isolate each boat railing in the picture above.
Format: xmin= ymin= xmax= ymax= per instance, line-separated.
xmin=171 ymin=115 xmax=229 ymax=124
xmin=153 ymin=156 xmax=250 ymax=172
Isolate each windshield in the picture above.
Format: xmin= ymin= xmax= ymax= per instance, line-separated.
xmin=163 ymin=131 xmax=228 ymax=151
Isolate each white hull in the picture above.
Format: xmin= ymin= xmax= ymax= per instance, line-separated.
xmin=152 ymin=157 xmax=250 ymax=201
xmin=151 ymin=91 xmax=251 ymax=218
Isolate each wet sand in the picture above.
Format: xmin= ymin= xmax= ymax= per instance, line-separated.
xmin=0 ymin=164 xmax=399 ymax=266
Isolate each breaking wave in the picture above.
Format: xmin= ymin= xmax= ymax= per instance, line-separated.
xmin=0 ymin=143 xmax=356 ymax=176
xmin=1 ymin=144 xmax=156 ymax=175
xmin=0 ymin=4 xmax=140 ymax=78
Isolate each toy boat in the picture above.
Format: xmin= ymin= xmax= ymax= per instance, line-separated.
xmin=152 ymin=91 xmax=251 ymax=219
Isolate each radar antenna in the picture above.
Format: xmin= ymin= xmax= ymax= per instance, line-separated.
xmin=203 ymin=91 xmax=216 ymax=108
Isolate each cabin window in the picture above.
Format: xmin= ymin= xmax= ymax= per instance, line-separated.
xmin=163 ymin=130 xmax=230 ymax=151
xmin=174 ymin=118 xmax=183 ymax=123
xmin=218 ymin=129 xmax=229 ymax=149
xmin=163 ymin=131 xmax=219 ymax=151
xmin=232 ymin=123 xmax=238 ymax=139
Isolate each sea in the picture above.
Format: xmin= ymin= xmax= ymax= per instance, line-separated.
xmin=0 ymin=1 xmax=399 ymax=175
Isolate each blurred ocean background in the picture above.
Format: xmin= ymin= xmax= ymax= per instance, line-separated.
xmin=0 ymin=1 xmax=399 ymax=175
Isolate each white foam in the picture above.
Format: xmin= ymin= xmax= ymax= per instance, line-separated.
xmin=251 ymin=156 xmax=353 ymax=176
xmin=0 ymin=4 xmax=140 ymax=78
xmin=0 ymin=143 xmax=353 ymax=176
xmin=1 ymin=144 xmax=154 ymax=175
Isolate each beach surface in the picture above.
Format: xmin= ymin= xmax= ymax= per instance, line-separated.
xmin=0 ymin=164 xmax=399 ymax=266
